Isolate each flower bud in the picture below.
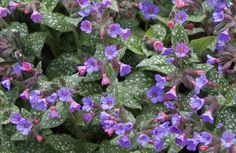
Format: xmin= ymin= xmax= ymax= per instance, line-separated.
xmin=35 ymin=134 xmax=44 ymax=143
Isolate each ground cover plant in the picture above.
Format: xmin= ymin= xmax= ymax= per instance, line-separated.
xmin=0 ymin=0 xmax=236 ymax=152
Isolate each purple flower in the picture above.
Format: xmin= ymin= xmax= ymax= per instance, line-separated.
xmin=36 ymin=98 xmax=47 ymax=111
xmin=9 ymin=1 xmax=18 ymax=12
xmin=77 ymin=0 xmax=90 ymax=8
xmin=216 ymin=40 xmax=225 ymax=51
xmin=167 ymin=57 xmax=175 ymax=63
xmin=194 ymin=74 xmax=208 ymax=94
xmin=13 ymin=63 xmax=22 ymax=76
xmin=1 ymin=78 xmax=11 ymax=92
xmin=80 ymin=20 xmax=92 ymax=34
xmin=153 ymin=127 xmax=168 ymax=139
xmin=206 ymin=54 xmax=218 ymax=65
xmin=175 ymin=11 xmax=187 ymax=24
xmin=124 ymin=122 xmax=133 ymax=132
xmin=100 ymin=111 xmax=111 ymax=121
xmin=120 ymin=28 xmax=132 ymax=41
xmin=31 ymin=10 xmax=42 ymax=23
xmin=104 ymin=45 xmax=118 ymax=60
xmin=200 ymin=132 xmax=213 ymax=146
xmin=101 ymin=119 xmax=115 ymax=129
xmin=217 ymin=123 xmax=224 ymax=129
xmin=155 ymin=74 xmax=166 ymax=89
xmin=171 ymin=114 xmax=182 ymax=126
xmin=46 ymin=93 xmax=57 ymax=105
xmin=69 ymin=100 xmax=81 ymax=112
xmin=137 ymin=134 xmax=150 ymax=147
xmin=100 ymin=94 xmax=115 ymax=110
xmin=90 ymin=2 xmax=102 ymax=13
xmin=84 ymin=57 xmax=99 ymax=74
xmin=10 ymin=112 xmax=23 ymax=124
xmin=175 ymin=42 xmax=190 ymax=58
xmin=118 ymin=135 xmax=131 ymax=148
xmin=221 ymin=131 xmax=236 ymax=148
xmin=161 ymin=47 xmax=174 ymax=56
xmin=82 ymin=97 xmax=94 ymax=112
xmin=189 ymin=95 xmax=205 ymax=111
xmin=57 ymin=87 xmax=72 ymax=102
xmin=119 ymin=63 xmax=131 ymax=77
xmin=139 ymin=1 xmax=159 ymax=20
xmin=83 ymin=112 xmax=94 ymax=123
xmin=176 ymin=134 xmax=186 ymax=146
xmin=218 ymin=30 xmax=230 ymax=43
xmin=16 ymin=119 xmax=32 ymax=135
xmin=185 ymin=138 xmax=199 ymax=151
xmin=48 ymin=106 xmax=61 ymax=119
xmin=147 ymin=86 xmax=164 ymax=104
xmin=153 ymin=138 xmax=165 ymax=151
xmin=79 ymin=8 xmax=91 ymax=18
xmin=107 ymin=23 xmax=122 ymax=38
xmin=0 ymin=7 xmax=8 ymax=17
xmin=200 ymin=110 xmax=214 ymax=124
xmin=164 ymin=101 xmax=175 ymax=110
xmin=212 ymin=11 xmax=224 ymax=22
xmin=114 ymin=123 xmax=127 ymax=135
xmin=166 ymin=86 xmax=178 ymax=101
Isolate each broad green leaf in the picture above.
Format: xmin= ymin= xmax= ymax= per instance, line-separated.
xmin=217 ymin=107 xmax=236 ymax=135
xmin=190 ymin=64 xmax=213 ymax=73
xmin=78 ymin=81 xmax=103 ymax=96
xmin=45 ymin=134 xmax=77 ymax=153
xmin=99 ymin=141 xmax=130 ymax=153
xmin=171 ymin=25 xmax=188 ymax=46
xmin=187 ymin=10 xmax=206 ymax=22
xmin=46 ymin=52 xmax=80 ymax=79
xmin=16 ymin=141 xmax=56 ymax=153
xmin=0 ymin=22 xmax=29 ymax=38
xmin=10 ymin=131 xmax=28 ymax=141
xmin=23 ymin=32 xmax=48 ymax=58
xmin=145 ymin=24 xmax=167 ymax=41
xmin=137 ymin=55 xmax=176 ymax=74
xmin=40 ymin=11 xmax=81 ymax=32
xmin=121 ymin=35 xmax=144 ymax=55
xmin=41 ymin=0 xmax=59 ymax=12
xmin=225 ymin=84 xmax=236 ymax=107
xmin=190 ymin=36 xmax=216 ymax=57
xmin=1 ymin=133 xmax=16 ymax=152
xmin=186 ymin=28 xmax=204 ymax=35
xmin=40 ymin=102 xmax=69 ymax=129
xmin=52 ymin=74 xmax=83 ymax=88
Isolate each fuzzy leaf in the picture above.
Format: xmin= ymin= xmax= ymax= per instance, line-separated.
xmin=137 ymin=55 xmax=176 ymax=74
xmin=225 ymin=84 xmax=236 ymax=107
xmin=110 ymin=0 xmax=119 ymax=12
xmin=41 ymin=0 xmax=59 ymax=12
xmin=40 ymin=102 xmax=69 ymax=129
xmin=122 ymin=35 xmax=144 ymax=55
xmin=171 ymin=25 xmax=188 ymax=45
xmin=145 ymin=24 xmax=167 ymax=41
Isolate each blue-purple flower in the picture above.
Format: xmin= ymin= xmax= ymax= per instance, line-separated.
xmin=189 ymin=95 xmax=205 ymax=111
xmin=80 ymin=20 xmax=93 ymax=33
xmin=212 ymin=11 xmax=224 ymax=22
xmin=100 ymin=94 xmax=115 ymax=110
xmin=171 ymin=114 xmax=182 ymax=126
xmin=120 ymin=28 xmax=132 ymax=41
xmin=35 ymin=98 xmax=47 ymax=111
xmin=48 ymin=106 xmax=61 ymax=119
xmin=10 ymin=112 xmax=23 ymax=124
xmin=84 ymin=57 xmax=99 ymax=74
xmin=57 ymin=87 xmax=72 ymax=102
xmin=137 ymin=134 xmax=150 ymax=147
xmin=118 ymin=135 xmax=131 ymax=148
xmin=46 ymin=93 xmax=57 ymax=105
xmin=194 ymin=74 xmax=208 ymax=94
xmin=0 ymin=7 xmax=8 ymax=17
xmin=155 ymin=74 xmax=166 ymax=89
xmin=9 ymin=1 xmax=18 ymax=12
xmin=139 ymin=1 xmax=159 ymax=20
xmin=153 ymin=138 xmax=165 ymax=151
xmin=107 ymin=23 xmax=122 ymax=38
xmin=175 ymin=42 xmax=190 ymax=58
xmin=1 ymin=78 xmax=11 ymax=92
xmin=79 ymin=8 xmax=91 ymax=18
xmin=175 ymin=11 xmax=187 ymax=24
xmin=77 ymin=0 xmax=90 ymax=8
xmin=221 ymin=131 xmax=236 ymax=148
xmin=119 ymin=63 xmax=131 ymax=77
xmin=69 ymin=100 xmax=81 ymax=112
xmin=31 ymin=11 xmax=42 ymax=23
xmin=104 ymin=45 xmax=118 ymax=60
xmin=82 ymin=97 xmax=94 ymax=112
xmin=147 ymin=86 xmax=164 ymax=104
xmin=200 ymin=110 xmax=214 ymax=124
xmin=16 ymin=119 xmax=32 ymax=135
xmin=200 ymin=132 xmax=213 ymax=146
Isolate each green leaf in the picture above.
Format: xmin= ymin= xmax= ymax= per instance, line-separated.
xmin=16 ymin=141 xmax=56 ymax=153
xmin=0 ymin=22 xmax=29 ymax=38
xmin=187 ymin=10 xmax=206 ymax=22
xmin=110 ymin=0 xmax=119 ymax=12
xmin=41 ymin=0 xmax=59 ymax=12
xmin=121 ymin=35 xmax=144 ymax=55
xmin=46 ymin=52 xmax=80 ymax=79
xmin=171 ymin=25 xmax=188 ymax=46
xmin=1 ymin=133 xmax=16 ymax=152
xmin=52 ymin=74 xmax=83 ymax=88
xmin=190 ymin=64 xmax=213 ymax=73
xmin=10 ymin=131 xmax=28 ymax=141
xmin=45 ymin=134 xmax=77 ymax=153
xmin=40 ymin=11 xmax=81 ymax=32
xmin=145 ymin=24 xmax=167 ymax=41
xmin=78 ymin=81 xmax=103 ymax=96
xmin=40 ymin=102 xmax=69 ymax=129
xmin=137 ymin=55 xmax=176 ymax=74
xmin=99 ymin=141 xmax=130 ymax=153
xmin=23 ymin=32 xmax=48 ymax=58
xmin=225 ymin=84 xmax=236 ymax=107
xmin=186 ymin=28 xmax=204 ymax=35
xmin=190 ymin=36 xmax=216 ymax=57
xmin=217 ymin=107 xmax=236 ymax=135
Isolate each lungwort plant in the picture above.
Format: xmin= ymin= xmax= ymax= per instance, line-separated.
xmin=1 ymin=0 xmax=236 ymax=153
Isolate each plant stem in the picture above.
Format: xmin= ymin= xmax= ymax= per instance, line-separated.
xmin=70 ymin=113 xmax=86 ymax=141
xmin=233 ymin=0 xmax=236 ymax=7
xmin=72 ymin=26 xmax=81 ymax=51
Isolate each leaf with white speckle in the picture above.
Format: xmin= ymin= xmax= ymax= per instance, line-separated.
xmin=145 ymin=24 xmax=167 ymax=41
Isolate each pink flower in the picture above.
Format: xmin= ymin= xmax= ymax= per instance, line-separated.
xmin=153 ymin=40 xmax=164 ymax=51
xmin=21 ymin=61 xmax=33 ymax=72
xmin=168 ymin=20 xmax=175 ymax=29
xmin=101 ymin=74 xmax=111 ymax=86
xmin=77 ymin=66 xmax=87 ymax=76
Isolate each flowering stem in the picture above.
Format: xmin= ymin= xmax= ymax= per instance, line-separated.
xmin=0 ymin=18 xmax=9 ymax=27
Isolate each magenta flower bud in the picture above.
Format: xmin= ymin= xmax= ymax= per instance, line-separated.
xmin=9 ymin=1 xmax=19 ymax=12
xmin=153 ymin=40 xmax=164 ymax=51
xmin=19 ymin=88 xmax=30 ymax=100
xmin=77 ymin=66 xmax=87 ymax=76
xmin=165 ymin=85 xmax=178 ymax=101
xmin=31 ymin=10 xmax=43 ymax=23
xmin=35 ymin=134 xmax=44 ymax=143
xmin=101 ymin=73 xmax=111 ymax=86
xmin=69 ymin=99 xmax=81 ymax=112
xmin=105 ymin=128 xmax=114 ymax=137
xmin=48 ymin=106 xmax=61 ymax=119
xmin=0 ymin=7 xmax=8 ymax=17
xmin=176 ymin=0 xmax=188 ymax=8
xmin=21 ymin=61 xmax=33 ymax=72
